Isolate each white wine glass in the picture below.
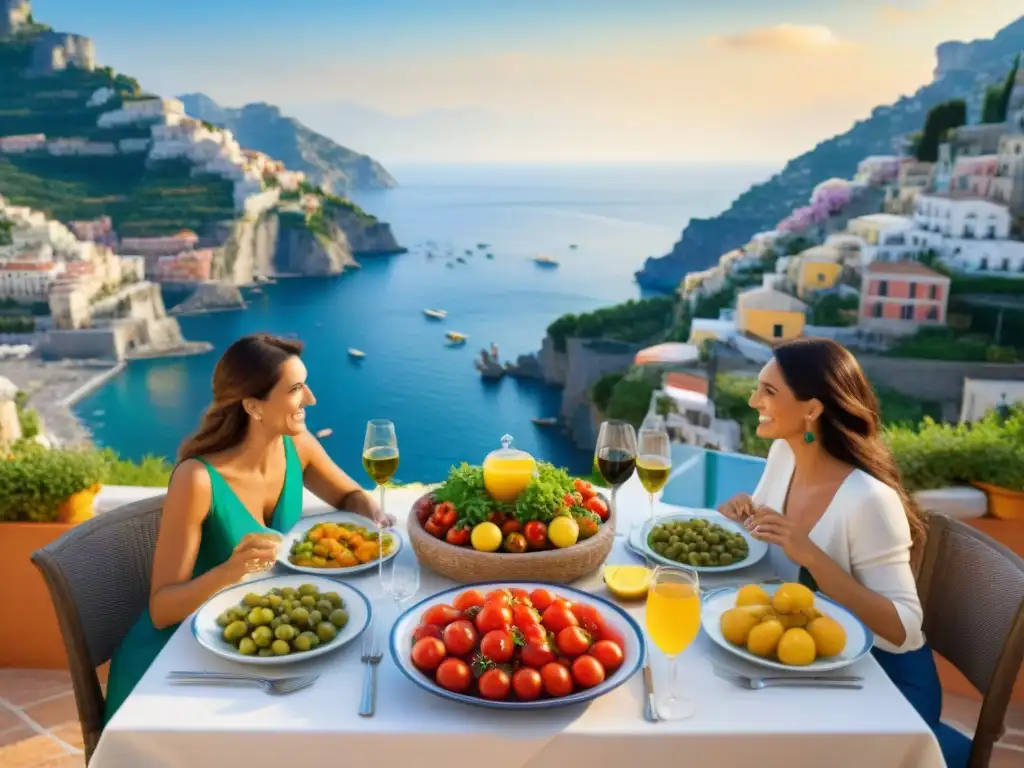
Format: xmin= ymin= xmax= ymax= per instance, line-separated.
xmin=595 ymin=420 xmax=637 ymax=518
xmin=645 ymin=565 xmax=701 ymax=721
xmin=382 ymin=556 xmax=420 ymax=614
xmin=362 ymin=419 xmax=398 ymax=582
xmin=637 ymin=427 xmax=671 ymax=523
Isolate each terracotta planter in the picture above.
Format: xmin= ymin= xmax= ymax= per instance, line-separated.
xmin=972 ymin=482 xmax=1024 ymax=522
xmin=56 ymin=484 xmax=100 ymax=525
xmin=0 ymin=520 xmax=77 ymax=669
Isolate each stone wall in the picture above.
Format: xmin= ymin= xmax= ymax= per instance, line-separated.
xmin=559 ymin=337 xmax=641 ymax=423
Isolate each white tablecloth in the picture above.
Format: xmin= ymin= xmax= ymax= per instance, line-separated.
xmin=92 ymin=482 xmax=945 ymax=768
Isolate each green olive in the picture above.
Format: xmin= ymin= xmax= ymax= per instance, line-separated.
xmin=238 ymin=637 xmax=257 ymax=655
xmin=275 ymin=624 xmax=297 ymax=642
xmin=271 ymin=639 xmax=292 ymax=655
xmin=243 ymin=592 xmax=264 ymax=607
xmin=281 ymin=587 xmax=298 ymax=599
xmin=329 ymin=609 xmax=349 ymax=629
xmin=223 ymin=620 xmax=248 ymax=642
xmin=323 ymin=592 xmax=343 ymax=609
xmin=292 ymin=634 xmax=313 ymax=652
xmin=215 ymin=611 xmax=233 ymax=628
xmin=307 ymin=610 xmax=323 ymax=627
xmin=290 ymin=607 xmax=310 ymax=627
xmin=300 ymin=595 xmax=316 ymax=608
xmin=251 ymin=625 xmax=273 ymax=647
xmin=258 ymin=648 xmax=275 ymax=657
xmin=298 ymin=584 xmax=319 ymax=597
xmin=315 ymin=622 xmax=338 ymax=643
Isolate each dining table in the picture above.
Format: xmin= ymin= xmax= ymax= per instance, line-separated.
xmin=90 ymin=480 xmax=946 ymax=768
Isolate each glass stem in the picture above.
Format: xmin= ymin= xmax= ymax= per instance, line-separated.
xmin=377 ymin=483 xmax=385 ymax=584
xmin=668 ymin=654 xmax=680 ymax=700
xmin=649 ymin=492 xmax=655 ymax=522
xmin=610 ymin=485 xmax=618 ymax=518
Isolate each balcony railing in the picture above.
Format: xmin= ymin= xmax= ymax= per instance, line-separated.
xmin=662 ymin=444 xmax=767 ymax=509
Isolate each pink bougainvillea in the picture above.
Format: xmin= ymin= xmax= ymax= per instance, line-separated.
xmin=777 ymin=177 xmax=854 ymax=233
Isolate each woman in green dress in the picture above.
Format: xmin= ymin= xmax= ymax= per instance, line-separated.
xmin=104 ymin=333 xmax=394 ymax=724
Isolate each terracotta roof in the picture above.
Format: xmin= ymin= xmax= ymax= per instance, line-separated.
xmin=865 ymin=261 xmax=949 ymax=278
xmin=665 ymin=372 xmax=709 ymax=396
xmin=1 ymin=262 xmax=57 ymax=271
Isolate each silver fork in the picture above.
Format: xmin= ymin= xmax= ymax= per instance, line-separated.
xmin=714 ymin=666 xmax=864 ymax=690
xmin=166 ymin=671 xmax=318 ymax=696
xmin=359 ymin=624 xmax=382 ymax=717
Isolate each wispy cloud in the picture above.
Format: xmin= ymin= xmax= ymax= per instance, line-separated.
xmin=875 ymin=0 xmax=977 ymax=23
xmin=707 ymin=24 xmax=857 ymax=54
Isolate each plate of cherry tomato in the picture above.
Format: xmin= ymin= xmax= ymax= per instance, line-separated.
xmin=389 ymin=581 xmax=644 ymax=709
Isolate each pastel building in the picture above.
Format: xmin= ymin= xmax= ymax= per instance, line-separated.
xmin=885 ymin=160 xmax=934 ymax=215
xmin=0 ymin=261 xmax=63 ymax=300
xmin=0 ymin=134 xmax=46 ymax=153
xmin=859 ymin=261 xmax=950 ymax=335
xmin=913 ymin=195 xmax=1010 ymax=240
xmin=949 ymin=155 xmax=999 ymax=198
xmin=846 ymin=214 xmax=919 ymax=263
xmin=735 ymin=286 xmax=807 ymax=343
xmin=854 ymin=156 xmax=902 ymax=186
xmin=154 ymin=249 xmax=213 ymax=282
xmin=989 ymin=134 xmax=1024 ymax=212
xmin=788 ymin=246 xmax=843 ymax=298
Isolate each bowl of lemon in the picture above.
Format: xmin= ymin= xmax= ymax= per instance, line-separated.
xmin=701 ymin=582 xmax=874 ymax=673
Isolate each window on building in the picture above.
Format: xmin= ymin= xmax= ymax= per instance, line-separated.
xmin=908 ymin=283 xmax=917 ymax=298
xmin=772 ymin=324 xmax=783 ymax=338
xmin=900 ymin=305 xmax=913 ymax=320
xmin=1002 ymin=258 xmax=1010 ymax=271
xmin=878 ymin=280 xmax=888 ymax=296
xmin=817 ymin=273 xmax=825 ymax=283
xmin=872 ymin=303 xmax=883 ymax=318
xmin=927 ymin=307 xmax=938 ymax=321
xmin=929 ymin=284 xmax=937 ymax=299
xmin=980 ymin=257 xmax=989 ymax=270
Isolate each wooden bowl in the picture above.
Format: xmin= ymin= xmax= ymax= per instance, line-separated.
xmin=406 ymin=493 xmax=615 ymax=584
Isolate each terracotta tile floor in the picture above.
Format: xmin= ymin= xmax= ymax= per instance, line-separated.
xmin=1 ymin=668 xmax=1022 ymax=766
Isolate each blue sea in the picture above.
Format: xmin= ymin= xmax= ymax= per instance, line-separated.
xmin=75 ymin=163 xmax=774 ymax=483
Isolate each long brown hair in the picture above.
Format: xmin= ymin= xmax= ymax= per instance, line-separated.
xmin=772 ymin=338 xmax=926 ymax=566
xmin=177 ymin=334 xmax=304 ymax=463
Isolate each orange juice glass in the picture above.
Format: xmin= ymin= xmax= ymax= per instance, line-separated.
xmin=482 ymin=434 xmax=537 ymax=501
xmin=645 ymin=565 xmax=700 ymax=720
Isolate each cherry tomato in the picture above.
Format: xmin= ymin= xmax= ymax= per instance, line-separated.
xmin=523 ymin=521 xmax=548 ymax=550
xmin=480 ymin=630 xmax=515 ymax=663
xmin=414 ymin=495 xmax=437 ymax=524
xmin=519 ymin=641 xmax=556 ymax=669
xmin=412 ymin=624 xmax=443 ymax=644
xmin=485 ymin=588 xmax=513 ymax=606
xmin=488 ymin=510 xmax=507 ymax=526
xmin=540 ymin=662 xmax=574 ymax=697
xmin=435 ymin=658 xmax=472 ymax=692
xmin=452 ymin=589 xmax=485 ymax=613
xmin=570 ymin=603 xmax=606 ymax=636
xmin=555 ymin=626 xmax=592 ymax=657
xmin=442 ymin=620 xmax=479 ymax=657
xmin=478 ymin=667 xmax=511 ymax=700
xmin=422 ymin=604 xmax=463 ymax=628
xmin=509 ymin=587 xmax=532 ymax=603
xmin=424 ymin=517 xmax=446 ymax=538
xmin=512 ymin=668 xmax=543 ymax=701
xmin=411 ymin=637 xmax=447 ymax=672
xmin=501 ymin=519 xmax=522 ymax=535
xmin=562 ymin=493 xmax=577 ymax=508
xmin=529 ymin=588 xmax=555 ymax=612
xmin=432 ymin=502 xmax=457 ymax=527
xmin=574 ymin=478 xmax=596 ymax=500
xmin=541 ymin=603 xmax=579 ymax=634
xmin=512 ymin=603 xmax=541 ymax=626
xmin=475 ymin=603 xmax=513 ymax=634
xmin=445 ymin=526 xmax=471 ymax=546
xmin=597 ymin=623 xmax=626 ymax=649
xmin=584 ymin=496 xmax=609 ymax=521
xmin=571 ymin=654 xmax=606 ymax=689
xmin=590 ymin=640 xmax=624 ymax=672
xmin=518 ymin=622 xmax=547 ymax=646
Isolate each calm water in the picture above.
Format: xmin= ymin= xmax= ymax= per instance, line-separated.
xmin=75 ymin=163 xmax=773 ymax=483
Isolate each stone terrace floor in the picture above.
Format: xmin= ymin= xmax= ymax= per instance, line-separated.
xmin=0 ymin=668 xmax=1022 ymax=767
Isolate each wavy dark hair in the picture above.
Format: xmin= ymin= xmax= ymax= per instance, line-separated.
xmin=177 ymin=334 xmax=304 ymax=463
xmin=773 ymin=337 xmax=926 ymax=566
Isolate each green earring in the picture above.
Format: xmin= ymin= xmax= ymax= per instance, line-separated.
xmin=804 ymin=430 xmax=815 ymax=444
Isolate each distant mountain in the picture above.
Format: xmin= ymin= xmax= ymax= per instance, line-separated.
xmin=635 ymin=15 xmax=1024 ymax=293
xmin=179 ymin=93 xmax=397 ymax=195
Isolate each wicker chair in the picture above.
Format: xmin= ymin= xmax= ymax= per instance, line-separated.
xmin=916 ymin=514 xmax=1024 ymax=768
xmin=30 ymin=494 xmax=165 ymax=763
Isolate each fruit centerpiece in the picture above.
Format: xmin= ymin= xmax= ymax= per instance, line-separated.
xmin=407 ymin=435 xmax=614 ymax=583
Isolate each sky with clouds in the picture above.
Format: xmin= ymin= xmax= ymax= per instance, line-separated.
xmin=32 ymin=0 xmax=1024 ymax=165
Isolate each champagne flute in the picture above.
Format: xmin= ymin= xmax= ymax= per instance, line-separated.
xmin=362 ymin=419 xmax=399 ymax=582
xmin=382 ymin=556 xmax=420 ymax=613
xmin=595 ymin=420 xmax=637 ymax=518
xmin=637 ymin=427 xmax=672 ymax=523
xmin=645 ymin=565 xmax=701 ymax=720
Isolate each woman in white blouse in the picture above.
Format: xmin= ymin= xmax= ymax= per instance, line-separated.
xmin=719 ymin=338 xmax=968 ymax=768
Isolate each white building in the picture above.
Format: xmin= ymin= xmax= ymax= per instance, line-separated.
xmin=0 ymin=134 xmax=46 ymax=153
xmin=942 ymin=239 xmax=1024 ymax=274
xmin=0 ymin=261 xmax=63 ymax=300
xmin=854 ymin=156 xmax=901 ymax=186
xmin=847 ymin=214 xmax=919 ymax=263
xmin=97 ymin=97 xmax=186 ymax=129
xmin=913 ymin=194 xmax=1011 ymax=240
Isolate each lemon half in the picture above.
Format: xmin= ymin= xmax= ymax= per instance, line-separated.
xmin=603 ymin=565 xmax=652 ymax=600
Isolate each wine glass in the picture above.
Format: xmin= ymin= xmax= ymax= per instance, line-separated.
xmin=645 ymin=565 xmax=701 ymax=720
xmin=637 ymin=426 xmax=672 ymax=523
xmin=381 ymin=556 xmax=420 ymax=614
xmin=595 ymin=420 xmax=637 ymax=518
xmin=362 ymin=419 xmax=398 ymax=581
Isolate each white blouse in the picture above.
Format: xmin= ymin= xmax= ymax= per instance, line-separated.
xmin=751 ymin=439 xmax=925 ymax=654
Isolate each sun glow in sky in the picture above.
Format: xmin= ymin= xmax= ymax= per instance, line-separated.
xmin=32 ymin=0 xmax=1024 ymax=165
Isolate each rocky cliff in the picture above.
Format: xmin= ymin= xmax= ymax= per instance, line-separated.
xmin=635 ymin=14 xmax=1024 ymax=293
xmin=179 ymin=94 xmax=397 ymax=195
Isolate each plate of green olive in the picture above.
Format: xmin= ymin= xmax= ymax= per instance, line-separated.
xmin=631 ymin=512 xmax=768 ymax=572
xmin=192 ymin=575 xmax=370 ymax=665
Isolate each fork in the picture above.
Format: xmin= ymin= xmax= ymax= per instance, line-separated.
xmin=166 ymin=671 xmax=318 ymax=696
xmin=359 ymin=624 xmax=382 ymax=717
xmin=714 ymin=666 xmax=864 ymax=690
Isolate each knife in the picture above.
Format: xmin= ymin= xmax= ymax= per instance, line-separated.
xmin=642 ymin=663 xmax=658 ymax=722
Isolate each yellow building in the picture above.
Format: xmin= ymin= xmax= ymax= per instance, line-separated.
xmin=790 ymin=246 xmax=843 ymax=298
xmin=736 ymin=287 xmax=808 ymax=343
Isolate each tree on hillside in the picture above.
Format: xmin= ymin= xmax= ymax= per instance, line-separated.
xmin=914 ymin=99 xmax=967 ymax=162
xmin=981 ymin=55 xmax=1021 ymax=124
xmin=997 ymin=53 xmax=1021 ymax=122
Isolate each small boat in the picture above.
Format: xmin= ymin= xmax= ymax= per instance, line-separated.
xmin=532 ymin=254 xmax=559 ymax=267
xmin=446 ymin=331 xmax=468 ymax=346
xmin=456 ymin=256 xmax=467 ymax=264
xmin=477 ymin=243 xmax=488 ymax=249
xmin=486 ymin=252 xmax=494 ymax=259
xmin=423 ymin=309 xmax=448 ymax=319
xmin=569 ymin=244 xmax=578 ymax=249
xmin=465 ymin=249 xmax=473 ymax=256
xmin=316 ymin=428 xmax=333 ymax=439
xmin=532 ymin=417 xmax=558 ymax=427
xmin=446 ymin=262 xmax=455 ymax=269
xmin=347 ymin=348 xmax=366 ymax=359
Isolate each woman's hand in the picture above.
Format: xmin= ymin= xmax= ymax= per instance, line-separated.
xmin=345 ymin=490 xmax=397 ymax=528
xmin=222 ymin=532 xmax=283 ymax=582
xmin=719 ymin=493 xmax=757 ymax=523
xmin=745 ymin=507 xmax=821 ymax=568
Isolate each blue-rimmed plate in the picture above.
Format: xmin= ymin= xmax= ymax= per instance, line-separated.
xmin=191 ymin=574 xmax=371 ymax=666
xmin=390 ymin=581 xmax=645 ymax=710
xmin=630 ymin=511 xmax=769 ymax=573
xmin=701 ymin=583 xmax=874 ymax=673
xmin=277 ymin=511 xmax=402 ymax=576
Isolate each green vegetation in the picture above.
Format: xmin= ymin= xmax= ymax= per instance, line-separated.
xmin=809 ymin=294 xmax=859 ymax=327
xmin=0 ymin=218 xmax=11 ymax=245
xmin=547 ymin=296 xmax=676 ymax=353
xmin=0 ymin=316 xmax=33 ymax=333
xmin=885 ymin=327 xmax=1018 ymax=363
xmin=981 ymin=54 xmax=1020 ymax=124
xmin=911 ymin=99 xmax=967 ymax=162
xmin=589 ymin=366 xmax=664 ymax=428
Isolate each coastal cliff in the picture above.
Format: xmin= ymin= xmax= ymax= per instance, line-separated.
xmin=635 ymin=14 xmax=1024 ymax=293
xmin=274 ymin=212 xmax=356 ymax=275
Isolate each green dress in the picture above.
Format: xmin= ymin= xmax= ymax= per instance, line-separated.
xmin=103 ymin=435 xmax=305 ymax=725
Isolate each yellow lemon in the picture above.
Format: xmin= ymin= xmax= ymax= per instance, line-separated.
xmin=771 ymin=583 xmax=815 ymax=615
xmin=746 ymin=619 xmax=784 ymax=658
xmin=470 ymin=522 xmax=503 ymax=552
xmin=777 ymin=627 xmax=817 ymax=666
xmin=735 ymin=584 xmax=772 ymax=607
xmin=603 ymin=565 xmax=652 ymax=600
xmin=720 ymin=607 xmax=762 ymax=646
xmin=807 ymin=616 xmax=847 ymax=658
xmin=547 ymin=515 xmax=580 ymax=548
